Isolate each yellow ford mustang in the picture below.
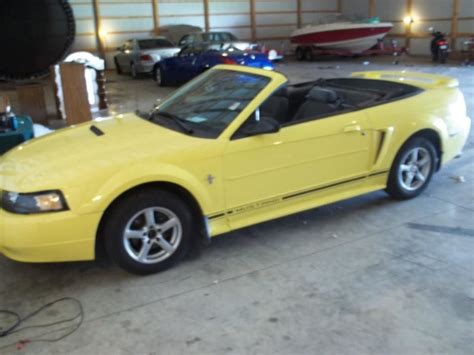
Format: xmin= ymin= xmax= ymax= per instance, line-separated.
xmin=0 ymin=65 xmax=470 ymax=274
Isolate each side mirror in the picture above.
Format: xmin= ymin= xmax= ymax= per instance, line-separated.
xmin=240 ymin=116 xmax=280 ymax=137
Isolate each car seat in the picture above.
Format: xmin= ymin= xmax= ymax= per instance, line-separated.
xmin=260 ymin=86 xmax=289 ymax=124
xmin=292 ymin=87 xmax=343 ymax=121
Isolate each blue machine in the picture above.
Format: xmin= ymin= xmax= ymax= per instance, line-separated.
xmin=0 ymin=113 xmax=34 ymax=155
xmin=156 ymin=45 xmax=274 ymax=86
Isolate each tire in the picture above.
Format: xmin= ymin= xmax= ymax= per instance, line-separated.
xmin=386 ymin=137 xmax=437 ymax=200
xmin=439 ymin=50 xmax=448 ymax=64
xmin=296 ymin=47 xmax=306 ymax=61
xmin=130 ymin=63 xmax=138 ymax=79
xmin=114 ymin=58 xmax=123 ymax=75
xmin=104 ymin=189 xmax=194 ymax=275
xmin=304 ymin=48 xmax=314 ymax=62
xmin=153 ymin=65 xmax=166 ymax=86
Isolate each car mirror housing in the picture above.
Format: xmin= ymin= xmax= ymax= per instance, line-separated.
xmin=241 ymin=117 xmax=280 ymax=137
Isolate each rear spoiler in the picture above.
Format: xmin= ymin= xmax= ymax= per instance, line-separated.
xmin=351 ymin=71 xmax=459 ymax=89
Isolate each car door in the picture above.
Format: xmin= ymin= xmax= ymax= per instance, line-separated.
xmin=117 ymin=40 xmax=134 ymax=70
xmin=222 ymin=102 xmax=372 ymax=227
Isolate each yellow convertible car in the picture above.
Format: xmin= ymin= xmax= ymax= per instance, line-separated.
xmin=0 ymin=65 xmax=470 ymax=274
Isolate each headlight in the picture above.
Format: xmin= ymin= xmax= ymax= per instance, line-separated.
xmin=1 ymin=190 xmax=69 ymax=214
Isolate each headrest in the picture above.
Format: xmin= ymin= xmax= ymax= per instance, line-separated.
xmin=306 ymin=87 xmax=339 ymax=103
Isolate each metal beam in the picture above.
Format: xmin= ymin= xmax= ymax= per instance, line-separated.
xmin=204 ymin=0 xmax=210 ymax=32
xmin=250 ymin=0 xmax=256 ymax=42
xmin=405 ymin=0 xmax=413 ymax=48
xmin=451 ymin=0 xmax=460 ymax=50
xmin=297 ymin=0 xmax=302 ymax=28
xmin=369 ymin=0 xmax=375 ymax=17
xmin=92 ymin=0 xmax=105 ymax=59
xmin=151 ymin=0 xmax=160 ymax=34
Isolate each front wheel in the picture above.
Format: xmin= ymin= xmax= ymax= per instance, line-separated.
xmin=104 ymin=189 xmax=194 ymax=275
xmin=386 ymin=137 xmax=437 ymax=200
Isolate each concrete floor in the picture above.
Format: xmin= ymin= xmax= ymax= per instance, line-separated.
xmin=0 ymin=57 xmax=473 ymax=354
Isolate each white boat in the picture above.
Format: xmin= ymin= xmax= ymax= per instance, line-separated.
xmin=291 ymin=17 xmax=393 ymax=53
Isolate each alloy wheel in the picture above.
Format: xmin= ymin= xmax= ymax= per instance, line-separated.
xmin=122 ymin=207 xmax=182 ymax=264
xmin=397 ymin=147 xmax=432 ymax=191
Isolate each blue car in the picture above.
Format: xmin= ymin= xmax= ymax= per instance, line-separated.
xmin=153 ymin=44 xmax=274 ymax=86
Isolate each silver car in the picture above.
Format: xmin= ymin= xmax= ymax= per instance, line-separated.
xmin=178 ymin=32 xmax=258 ymax=51
xmin=114 ymin=37 xmax=180 ymax=78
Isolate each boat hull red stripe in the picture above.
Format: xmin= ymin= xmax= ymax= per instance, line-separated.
xmin=291 ymin=27 xmax=392 ymax=45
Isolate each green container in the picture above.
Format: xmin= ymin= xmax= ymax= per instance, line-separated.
xmin=0 ymin=115 xmax=34 ymax=155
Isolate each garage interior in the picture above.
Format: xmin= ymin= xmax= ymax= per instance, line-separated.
xmin=0 ymin=0 xmax=473 ymax=354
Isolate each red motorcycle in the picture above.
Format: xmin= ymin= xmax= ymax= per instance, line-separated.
xmin=429 ymin=27 xmax=449 ymax=64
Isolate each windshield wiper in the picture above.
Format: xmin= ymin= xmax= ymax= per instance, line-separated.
xmin=151 ymin=110 xmax=194 ymax=134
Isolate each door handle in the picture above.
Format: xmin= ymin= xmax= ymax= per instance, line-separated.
xmin=344 ymin=124 xmax=362 ymax=133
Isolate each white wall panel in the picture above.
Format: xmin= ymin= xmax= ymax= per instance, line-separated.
xmin=159 ymin=2 xmax=204 ymax=15
xmin=75 ymin=19 xmax=96 ymax=34
xmin=99 ymin=3 xmax=153 ymax=17
xmin=70 ymin=4 xmax=94 ymax=18
xmin=301 ymin=0 xmax=337 ymax=12
xmin=375 ymin=0 xmax=405 ymax=21
xmin=256 ymin=13 xmax=297 ymax=25
xmin=209 ymin=1 xmax=250 ymax=13
xmin=102 ymin=18 xmax=154 ymax=32
xmin=302 ymin=13 xmax=334 ymax=25
xmin=210 ymin=14 xmax=251 ymax=28
xmin=459 ymin=0 xmax=474 ymax=17
xmin=412 ymin=20 xmax=451 ymax=34
xmin=459 ymin=19 xmax=474 ymax=33
xmin=159 ymin=16 xmax=206 ymax=28
xmin=255 ymin=0 xmax=296 ymax=12
xmin=256 ymin=25 xmax=297 ymax=38
xmin=412 ymin=0 xmax=453 ymax=20
xmin=341 ymin=0 xmax=368 ymax=18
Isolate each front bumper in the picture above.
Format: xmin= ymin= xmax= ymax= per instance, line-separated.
xmin=0 ymin=208 xmax=101 ymax=263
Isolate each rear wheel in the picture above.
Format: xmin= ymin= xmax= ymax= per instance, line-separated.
xmin=154 ymin=65 xmax=166 ymax=86
xmin=304 ymin=48 xmax=314 ymax=61
xmin=130 ymin=63 xmax=139 ymax=79
xmin=386 ymin=137 xmax=437 ymax=200
xmin=104 ymin=189 xmax=193 ymax=275
xmin=295 ymin=47 xmax=306 ymax=61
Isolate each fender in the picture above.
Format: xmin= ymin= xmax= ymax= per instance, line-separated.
xmin=75 ymin=162 xmax=214 ymax=216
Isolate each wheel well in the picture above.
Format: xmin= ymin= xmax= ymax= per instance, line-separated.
xmin=95 ymin=182 xmax=205 ymax=260
xmin=408 ymin=129 xmax=443 ymax=170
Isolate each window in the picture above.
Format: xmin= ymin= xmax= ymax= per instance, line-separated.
xmin=153 ymin=70 xmax=270 ymax=138
xmin=138 ymin=39 xmax=174 ymax=49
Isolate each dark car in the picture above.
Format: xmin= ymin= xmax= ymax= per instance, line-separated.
xmin=154 ymin=44 xmax=274 ymax=86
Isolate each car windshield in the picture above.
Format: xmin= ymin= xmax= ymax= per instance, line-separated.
xmin=138 ymin=39 xmax=174 ymax=49
xmin=151 ymin=70 xmax=270 ymax=138
xmin=202 ymin=32 xmax=238 ymax=42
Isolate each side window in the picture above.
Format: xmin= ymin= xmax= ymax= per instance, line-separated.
xmin=179 ymin=35 xmax=190 ymax=47
xmin=232 ymin=85 xmax=289 ymax=140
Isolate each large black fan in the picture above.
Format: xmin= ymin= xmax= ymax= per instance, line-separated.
xmin=0 ymin=0 xmax=76 ymax=81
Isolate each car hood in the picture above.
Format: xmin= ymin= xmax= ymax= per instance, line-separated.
xmin=0 ymin=113 xmax=204 ymax=192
